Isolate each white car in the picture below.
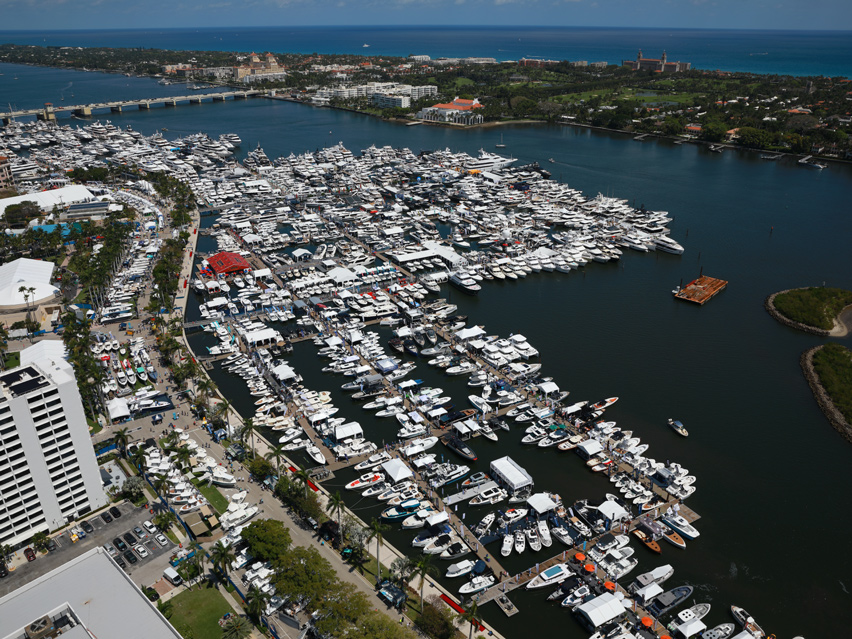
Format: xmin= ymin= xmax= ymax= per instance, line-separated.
xmin=133 ymin=544 xmax=149 ymax=558
xmin=154 ymin=534 xmax=169 ymax=547
xmin=142 ymin=520 xmax=157 ymax=535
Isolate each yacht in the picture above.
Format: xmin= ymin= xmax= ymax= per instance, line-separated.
xmin=448 ymin=272 xmax=481 ymax=295
xmin=525 ymin=563 xmax=572 ymax=589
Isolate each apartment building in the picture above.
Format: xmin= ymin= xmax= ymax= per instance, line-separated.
xmin=0 ymin=361 xmax=107 ymax=548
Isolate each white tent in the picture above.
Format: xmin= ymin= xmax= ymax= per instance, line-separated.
xmin=490 ymin=456 xmax=534 ymax=491
xmin=0 ymin=257 xmax=59 ymax=308
xmin=526 ymin=493 xmax=558 ymax=515
xmin=271 ymin=363 xmax=298 ymax=381
xmin=107 ymin=398 xmax=130 ymax=421
xmin=575 ymin=593 xmax=626 ymax=629
xmin=599 ymin=500 xmax=630 ymax=522
xmin=537 ymin=381 xmax=560 ymax=395
xmin=577 ymin=439 xmax=604 ymax=459
xmin=334 ymin=423 xmax=363 ymax=442
xmin=381 ymin=459 xmax=413 ymax=483
xmin=455 ymin=326 xmax=486 ymax=341
xmin=633 ymin=582 xmax=663 ymax=605
xmin=426 ymin=512 xmax=449 ymax=527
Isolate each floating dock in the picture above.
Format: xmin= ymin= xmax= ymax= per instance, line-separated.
xmin=674 ymin=275 xmax=728 ymax=305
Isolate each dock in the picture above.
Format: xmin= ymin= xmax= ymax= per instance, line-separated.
xmin=444 ymin=481 xmax=499 ymax=506
xmin=674 ymin=275 xmax=728 ymax=305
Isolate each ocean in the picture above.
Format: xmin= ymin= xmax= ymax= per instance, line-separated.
xmin=3 ymin=62 xmax=852 ymax=639
xmin=1 ymin=26 xmax=851 ymax=77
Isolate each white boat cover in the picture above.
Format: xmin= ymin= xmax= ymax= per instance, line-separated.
xmin=576 ymin=592 xmax=626 ymax=628
xmin=381 ymin=459 xmax=413 ymax=483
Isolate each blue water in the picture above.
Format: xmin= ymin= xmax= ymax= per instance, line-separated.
xmin=1 ymin=26 xmax=851 ymax=77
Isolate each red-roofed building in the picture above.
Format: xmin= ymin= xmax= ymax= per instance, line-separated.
xmin=206 ymin=251 xmax=251 ymax=275
xmin=623 ymin=50 xmax=691 ymax=73
xmin=417 ymin=96 xmax=484 ymax=125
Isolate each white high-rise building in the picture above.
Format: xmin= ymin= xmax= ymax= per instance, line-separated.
xmin=0 ymin=359 xmax=107 ymax=548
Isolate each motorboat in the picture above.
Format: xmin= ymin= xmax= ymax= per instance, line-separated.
xmin=668 ymin=418 xmax=689 ymax=437
xmin=423 ymin=533 xmax=455 ymax=555
xmin=525 ymin=563 xmax=572 ymax=589
xmin=439 ymin=542 xmax=470 ymax=561
xmin=661 ymin=512 xmax=700 ymax=539
xmin=501 ymin=508 xmax=528 ymax=525
xmin=730 ymin=605 xmax=765 ymax=638
xmin=500 ymin=534 xmax=513 ymax=557
xmin=632 ymin=529 xmax=662 ymax=553
xmin=560 ymin=584 xmax=592 ymax=607
xmin=647 ymin=585 xmax=694 ymax=616
xmin=538 ymin=520 xmax=553 ymax=547
xmin=629 ymin=564 xmax=674 ymax=592
xmin=401 ymin=507 xmax=437 ymax=529
xmin=472 ymin=512 xmax=496 ymax=537
xmin=446 ymin=559 xmax=476 ymax=578
xmin=702 ymin=623 xmax=736 ymax=639
xmin=381 ymin=499 xmax=422 ymax=521
xmin=662 ymin=528 xmax=687 ymax=549
xmin=211 ymin=468 xmax=237 ymax=488
xmin=443 ymin=434 xmax=477 ymax=461
xmin=469 ymin=486 xmax=507 ymax=506
xmin=345 ymin=472 xmax=384 ymax=490
xmin=514 ymin=529 xmax=526 ymax=553
xmin=306 ymin=443 xmax=327 ymax=466
xmin=526 ymin=524 xmax=542 ymax=552
xmin=354 ymin=451 xmax=392 ymax=470
xmin=461 ymin=472 xmax=490 ymax=488
xmin=458 ymin=574 xmax=495 ymax=595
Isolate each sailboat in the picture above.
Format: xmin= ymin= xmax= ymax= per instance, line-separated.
xmin=496 ymin=134 xmax=506 ymax=148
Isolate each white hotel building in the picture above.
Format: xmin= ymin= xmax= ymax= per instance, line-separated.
xmin=0 ymin=358 xmax=107 ymax=548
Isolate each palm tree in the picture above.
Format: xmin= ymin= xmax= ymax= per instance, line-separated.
xmin=196 ymin=377 xmax=216 ymax=409
xmin=366 ymin=518 xmax=390 ymax=581
xmin=245 ymin=585 xmax=270 ymax=622
xmin=215 ymin=399 xmax=231 ymax=433
xmin=153 ymin=475 xmax=170 ymax=499
xmin=173 ymin=447 xmax=192 ymax=471
xmin=391 ymin=556 xmax=414 ymax=591
xmin=113 ymin=427 xmax=130 ymax=457
xmin=461 ymin=600 xmax=482 ymax=639
xmin=210 ymin=541 xmax=236 ymax=581
xmin=265 ymin=444 xmax=286 ymax=475
xmin=294 ymin=467 xmax=312 ymax=499
xmin=325 ymin=490 xmax=344 ymax=523
xmin=221 ymin=615 xmax=252 ymax=639
xmin=153 ymin=511 xmax=177 ymax=532
xmin=129 ymin=447 xmax=146 ymax=473
xmin=240 ymin=418 xmax=257 ymax=455
xmin=412 ymin=554 xmax=438 ymax=612
xmin=187 ymin=540 xmax=205 ymax=588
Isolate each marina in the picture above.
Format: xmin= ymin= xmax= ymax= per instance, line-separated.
xmin=2 ymin=61 xmax=852 ymax=639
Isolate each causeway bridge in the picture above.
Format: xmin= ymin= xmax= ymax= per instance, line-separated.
xmin=1 ymin=90 xmax=263 ymax=124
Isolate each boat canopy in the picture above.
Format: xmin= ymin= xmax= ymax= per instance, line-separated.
xmin=537 ymin=381 xmax=560 ymax=395
xmin=575 ymin=592 xmax=626 ymax=629
xmin=526 ymin=492 xmax=558 ymax=515
xmin=633 ymin=582 xmax=663 ymax=604
xmin=455 ymin=326 xmax=486 ymax=341
xmin=490 ymin=456 xmax=534 ymax=491
xmin=334 ymin=422 xmax=363 ymax=441
xmin=426 ymin=512 xmax=450 ymax=526
xmin=381 ymin=459 xmax=413 ymax=483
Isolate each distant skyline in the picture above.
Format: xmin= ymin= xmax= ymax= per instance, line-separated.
xmin=0 ymin=0 xmax=850 ymax=33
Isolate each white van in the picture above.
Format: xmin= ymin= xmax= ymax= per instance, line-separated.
xmin=163 ymin=567 xmax=183 ymax=586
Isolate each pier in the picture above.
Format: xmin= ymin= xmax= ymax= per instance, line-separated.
xmin=1 ymin=91 xmax=262 ymax=124
xmin=674 ymin=275 xmax=728 ymax=305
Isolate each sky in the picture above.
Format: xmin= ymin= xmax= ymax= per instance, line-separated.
xmin=0 ymin=0 xmax=849 ymax=31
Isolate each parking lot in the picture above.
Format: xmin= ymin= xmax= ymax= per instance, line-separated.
xmin=0 ymin=500 xmax=176 ymax=597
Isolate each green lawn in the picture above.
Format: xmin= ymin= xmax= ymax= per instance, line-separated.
xmin=4 ymin=352 xmax=20 ymax=369
xmin=167 ymin=586 xmax=234 ymax=639
xmin=191 ymin=479 xmax=230 ymax=514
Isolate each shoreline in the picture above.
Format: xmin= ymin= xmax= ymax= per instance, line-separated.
xmin=800 ymin=345 xmax=852 ymax=443
xmin=764 ymin=289 xmax=852 ymax=337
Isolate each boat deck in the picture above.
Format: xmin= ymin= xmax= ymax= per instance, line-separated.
xmin=674 ymin=275 xmax=728 ymax=305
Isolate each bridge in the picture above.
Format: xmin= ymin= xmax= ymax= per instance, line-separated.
xmin=1 ymin=91 xmax=263 ymax=124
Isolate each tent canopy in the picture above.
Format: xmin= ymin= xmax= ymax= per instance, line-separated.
xmin=537 ymin=381 xmax=560 ymax=395
xmin=527 ymin=492 xmax=558 ymax=515
xmin=334 ymin=422 xmax=363 ymax=441
xmin=490 ymin=456 xmax=533 ymax=491
xmin=455 ymin=326 xmax=486 ymax=341
xmin=107 ymin=397 xmax=130 ymax=421
xmin=576 ymin=592 xmax=626 ymax=629
xmin=381 ymin=459 xmax=413 ymax=483
xmin=599 ymin=500 xmax=630 ymax=522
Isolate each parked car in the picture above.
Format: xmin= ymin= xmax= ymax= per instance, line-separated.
xmin=81 ymin=521 xmax=95 ymax=534
xmin=143 ymin=521 xmax=157 ymax=535
xmin=133 ymin=526 xmax=146 ymax=539
xmin=46 ymin=539 xmax=57 ymax=552
xmin=109 ymin=506 xmax=122 ymax=518
xmin=113 ymin=538 xmax=128 ymax=552
xmin=154 ymin=534 xmax=169 ymax=547
xmin=123 ymin=550 xmax=138 ymax=565
xmin=134 ymin=544 xmax=149 ymax=558
xmin=115 ymin=556 xmax=127 ymax=570
xmin=101 ymin=511 xmax=113 ymax=524
xmin=123 ymin=532 xmax=136 ymax=545
xmin=104 ymin=543 xmax=117 ymax=557
xmin=24 ymin=548 xmax=36 ymax=562
xmin=0 ymin=562 xmax=8 ymax=578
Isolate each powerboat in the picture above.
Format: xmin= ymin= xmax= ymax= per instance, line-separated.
xmin=730 ymin=605 xmax=765 ymax=638
xmin=461 ymin=472 xmax=490 ymax=488
xmin=443 ymin=434 xmax=477 ymax=461
xmin=525 ymin=563 xmax=572 ymax=589
xmin=501 ymin=534 xmax=513 ymax=557
xmin=668 ymin=418 xmax=689 ymax=437
xmin=458 ymin=574 xmax=495 ymax=595
xmin=661 ymin=512 xmax=700 ymax=539
xmin=446 ymin=559 xmax=476 ymax=578
xmin=345 ymin=472 xmax=384 ymax=490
